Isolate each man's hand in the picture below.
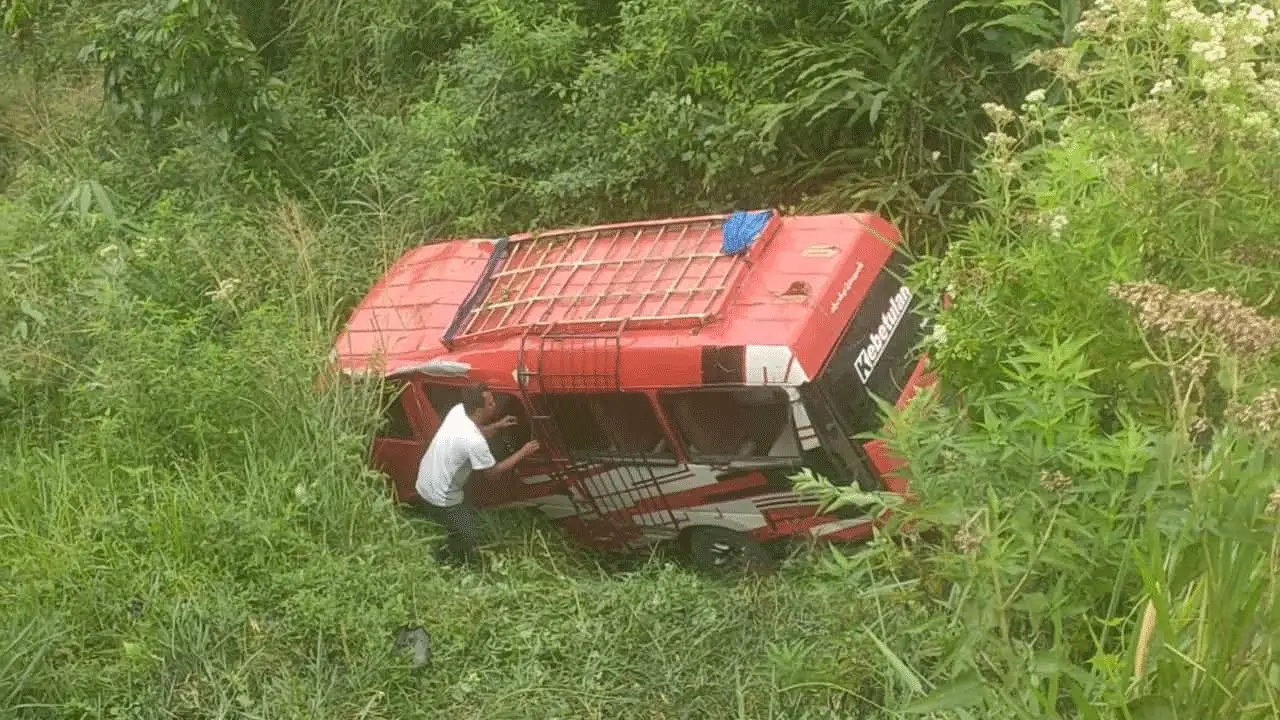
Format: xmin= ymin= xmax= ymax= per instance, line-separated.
xmin=480 ymin=415 xmax=520 ymax=438
xmin=484 ymin=439 xmax=542 ymax=477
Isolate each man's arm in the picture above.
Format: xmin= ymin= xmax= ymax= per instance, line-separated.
xmin=479 ymin=415 xmax=518 ymax=438
xmin=479 ymin=440 xmax=541 ymax=477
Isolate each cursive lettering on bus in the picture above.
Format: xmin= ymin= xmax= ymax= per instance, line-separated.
xmin=828 ymin=262 xmax=865 ymax=315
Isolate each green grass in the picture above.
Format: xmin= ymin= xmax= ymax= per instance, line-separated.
xmin=1 ymin=434 xmax=921 ymax=719
xmin=0 ymin=173 xmax=943 ymax=716
xmin=4 ymin=0 xmax=1280 ymax=717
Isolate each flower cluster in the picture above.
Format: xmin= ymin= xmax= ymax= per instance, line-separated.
xmin=981 ymin=102 xmax=1016 ymax=127
xmin=1052 ymin=0 xmax=1280 ymax=145
xmin=1039 ymin=470 xmax=1073 ymax=493
xmin=953 ymin=524 xmax=984 ymax=556
xmin=1109 ymin=282 xmax=1280 ymax=360
xmin=1226 ymin=387 xmax=1280 ymax=434
xmin=1047 ymin=211 xmax=1068 ymax=239
xmin=206 ymin=277 xmax=241 ymax=302
xmin=1186 ymin=354 xmax=1211 ymax=380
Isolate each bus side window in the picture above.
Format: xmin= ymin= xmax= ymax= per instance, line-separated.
xmin=381 ymin=382 xmax=416 ymax=440
xmin=660 ymin=387 xmax=799 ymax=462
xmin=543 ymin=392 xmax=672 ymax=457
xmin=425 ymin=384 xmax=465 ymax=419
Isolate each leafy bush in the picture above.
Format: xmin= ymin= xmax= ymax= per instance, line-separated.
xmin=80 ymin=0 xmax=285 ymax=155
xmin=5 ymin=0 xmax=1276 ymax=717
xmin=272 ymin=0 xmax=1071 ymax=235
xmin=806 ymin=0 xmax=1280 ymax=715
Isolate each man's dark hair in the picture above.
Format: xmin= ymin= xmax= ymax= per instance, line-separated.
xmin=460 ymin=383 xmax=490 ymax=415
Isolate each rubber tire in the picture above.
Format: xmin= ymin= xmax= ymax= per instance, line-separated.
xmin=686 ymin=526 xmax=779 ymax=578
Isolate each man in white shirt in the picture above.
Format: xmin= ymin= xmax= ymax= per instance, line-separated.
xmin=415 ymin=383 xmax=540 ymax=566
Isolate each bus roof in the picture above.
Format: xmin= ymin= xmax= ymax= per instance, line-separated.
xmin=332 ymin=211 xmax=903 ymax=389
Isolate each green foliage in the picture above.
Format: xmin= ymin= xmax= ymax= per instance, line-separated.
xmin=268 ymin=0 xmax=475 ymax=96
xmin=80 ymin=0 xmax=285 ymax=154
xmin=3 ymin=0 xmax=1277 ymax=717
xmin=798 ymin=0 xmax=1280 ymax=715
xmin=272 ymin=0 xmax=1073 ymax=236
xmin=919 ymin=0 xmax=1280 ymax=401
xmin=2 ymin=0 xmax=38 ymax=38
xmin=755 ymin=0 xmax=1069 ymax=211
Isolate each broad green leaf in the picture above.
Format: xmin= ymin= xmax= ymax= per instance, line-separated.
xmin=865 ymin=630 xmax=923 ymax=695
xmin=75 ymin=185 xmax=91 ymax=220
xmin=89 ymin=181 xmax=117 ymax=221
xmin=1126 ymin=695 xmax=1178 ymax=720
xmin=901 ymin=673 xmax=986 ymax=714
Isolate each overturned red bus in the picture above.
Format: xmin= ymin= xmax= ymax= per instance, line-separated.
xmin=331 ymin=210 xmax=937 ymax=574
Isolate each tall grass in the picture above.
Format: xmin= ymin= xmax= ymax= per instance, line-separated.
xmin=809 ymin=1 xmax=1280 ymax=716
xmin=3 ymin=0 xmax=1278 ymax=717
xmin=2 ymin=436 xmax=948 ymax=717
xmin=0 ymin=110 xmax=923 ymax=716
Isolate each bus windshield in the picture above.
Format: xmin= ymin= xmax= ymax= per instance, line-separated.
xmin=812 ymin=251 xmax=928 ymax=441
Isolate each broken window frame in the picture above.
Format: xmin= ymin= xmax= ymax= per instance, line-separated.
xmin=658 ymin=386 xmax=803 ymax=467
xmin=539 ymin=391 xmax=678 ymax=464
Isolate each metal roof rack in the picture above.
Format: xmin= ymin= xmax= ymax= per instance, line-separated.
xmin=442 ymin=212 xmax=779 ymax=347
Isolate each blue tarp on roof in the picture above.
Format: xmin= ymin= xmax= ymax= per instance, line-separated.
xmin=721 ymin=209 xmax=775 ymax=256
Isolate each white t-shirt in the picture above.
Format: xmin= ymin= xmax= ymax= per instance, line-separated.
xmin=415 ymin=404 xmax=496 ymax=507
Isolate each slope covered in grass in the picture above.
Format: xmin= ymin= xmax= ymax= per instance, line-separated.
xmin=3 ymin=0 xmax=1279 ymax=718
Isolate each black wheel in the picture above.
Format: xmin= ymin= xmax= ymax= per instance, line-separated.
xmin=686 ymin=526 xmax=778 ymax=577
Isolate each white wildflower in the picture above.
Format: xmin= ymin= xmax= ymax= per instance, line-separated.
xmin=1075 ymin=9 xmax=1109 ymax=35
xmin=983 ymin=131 xmax=1015 ymax=150
xmin=1025 ymin=88 xmax=1047 ymax=105
xmin=1261 ymin=78 xmax=1280 ymax=106
xmin=1208 ymin=15 xmax=1227 ymax=39
xmin=981 ymin=102 xmax=1016 ymax=126
xmin=1242 ymin=34 xmax=1264 ymax=47
xmin=1242 ymin=111 xmax=1271 ymax=131
xmin=1246 ymin=4 xmax=1274 ymax=28
xmin=930 ymin=150 xmax=941 ymax=162
xmin=206 ymin=278 xmax=241 ymax=302
xmin=1166 ymin=0 xmax=1207 ymax=29
xmin=1191 ymin=40 xmax=1227 ymax=63
xmin=1203 ymin=68 xmax=1232 ymax=92
xmin=991 ymin=156 xmax=1022 ymax=177
xmin=1150 ymin=79 xmax=1174 ymax=96
xmin=1049 ymin=212 xmax=1069 ymax=238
